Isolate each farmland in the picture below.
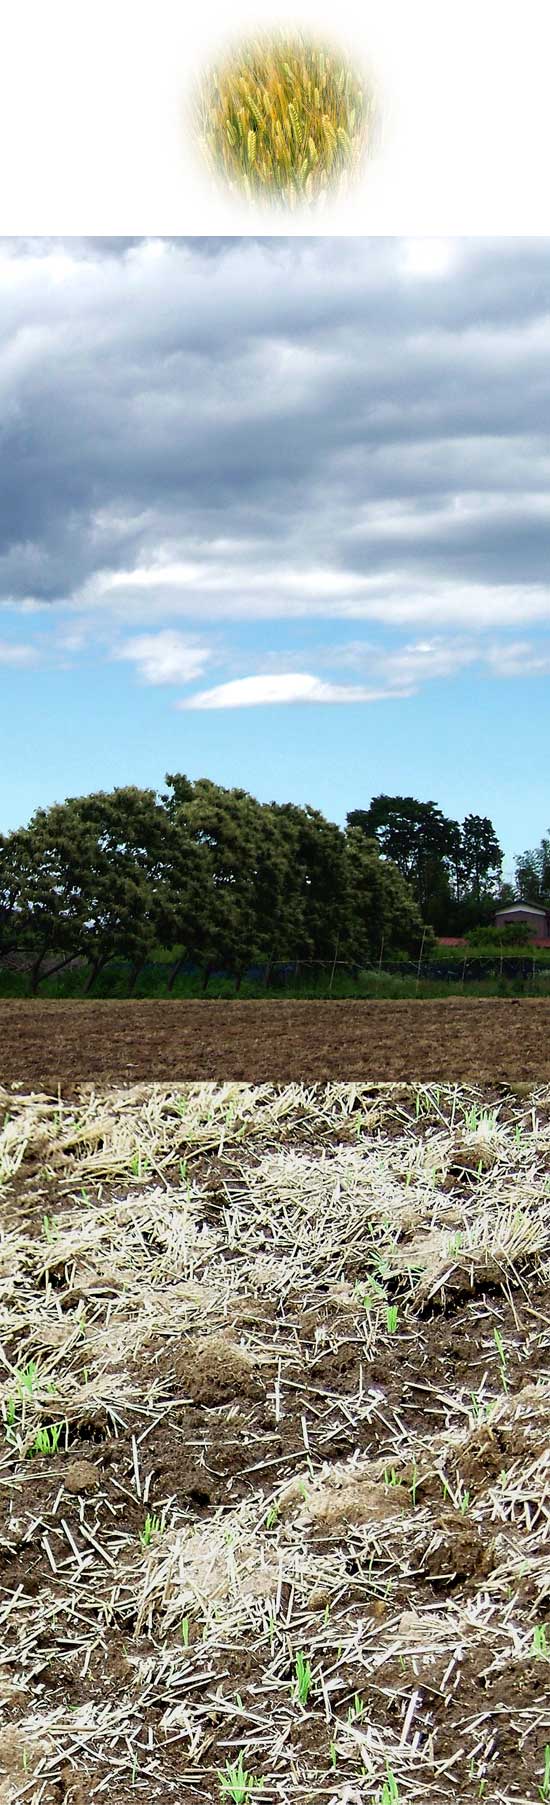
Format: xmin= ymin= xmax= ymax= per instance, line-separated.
xmin=1 ymin=1078 xmax=550 ymax=1803
xmin=1 ymin=998 xmax=550 ymax=1093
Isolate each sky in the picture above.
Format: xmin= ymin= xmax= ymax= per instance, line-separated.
xmin=1 ymin=233 xmax=549 ymax=881
xmin=0 ymin=0 xmax=549 ymax=234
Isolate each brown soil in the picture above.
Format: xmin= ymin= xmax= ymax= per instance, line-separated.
xmin=1 ymin=997 xmax=549 ymax=1093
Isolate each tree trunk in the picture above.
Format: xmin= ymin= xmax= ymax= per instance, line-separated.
xmin=167 ymin=955 xmax=185 ymax=993
xmin=39 ymin=953 xmax=80 ymax=982
xmin=127 ymin=957 xmax=146 ymax=995
xmin=85 ymin=955 xmax=111 ymax=994
xmin=30 ymin=949 xmax=49 ymax=995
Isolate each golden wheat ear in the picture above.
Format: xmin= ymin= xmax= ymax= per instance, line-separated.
xmin=193 ymin=29 xmax=379 ymax=211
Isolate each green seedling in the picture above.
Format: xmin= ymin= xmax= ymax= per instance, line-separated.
xmin=297 ymin=1479 xmax=310 ymax=1503
xmin=383 ymin=1467 xmax=400 ymax=1488
xmin=379 ymin=1766 xmax=400 ymax=1804
xmin=16 ymin=1361 xmax=39 ymax=1399
xmin=329 ymin=1738 xmax=337 ymax=1768
xmin=386 ymin=1305 xmax=399 ymax=1333
xmin=293 ymin=1650 xmax=313 ymax=1706
xmin=369 ymin=1246 xmax=392 ymax=1281
xmin=28 ymin=1423 xmax=63 ymax=1458
xmin=5 ymin=1397 xmax=16 ymax=1426
xmin=493 ymin=1327 xmax=509 ymax=1392
xmin=541 ymin=1747 xmax=550 ymax=1801
xmin=80 ymin=1188 xmax=90 ymax=1203
xmin=130 ymin=1149 xmax=150 ymax=1179
xmin=532 ymin=1624 xmax=550 ymax=1657
xmin=346 ymin=1694 xmax=365 ymax=1724
xmin=458 ymin=1488 xmax=470 ymax=1514
xmin=217 ymin=1751 xmax=264 ymax=1802
xmin=42 ymin=1215 xmax=57 ymax=1242
xmin=469 ymin=1391 xmax=495 ymax=1424
xmin=140 ymin=1512 xmax=163 ymax=1547
xmin=356 ymin=1277 xmax=386 ymax=1310
xmin=265 ymin=1505 xmax=279 ymax=1529
xmin=181 ymin=1616 xmax=190 ymax=1646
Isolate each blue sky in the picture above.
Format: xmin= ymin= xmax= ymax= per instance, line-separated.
xmin=1 ymin=234 xmax=549 ymax=882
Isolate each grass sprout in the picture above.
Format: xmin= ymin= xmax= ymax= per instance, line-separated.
xmin=293 ymin=1649 xmax=313 ymax=1705
xmin=140 ymin=1512 xmax=163 ymax=1547
xmin=217 ymin=1751 xmax=264 ymax=1801
xmin=28 ymin=1423 xmax=63 ymax=1457
xmin=379 ymin=1766 xmax=400 ymax=1804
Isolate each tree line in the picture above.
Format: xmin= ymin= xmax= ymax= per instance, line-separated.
xmin=0 ymin=776 xmax=545 ymax=993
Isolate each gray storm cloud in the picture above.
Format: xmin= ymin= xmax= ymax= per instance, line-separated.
xmin=0 ymin=235 xmax=549 ymax=638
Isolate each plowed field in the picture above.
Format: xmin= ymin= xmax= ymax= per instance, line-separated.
xmin=2 ymin=1078 xmax=550 ymax=1802
xmin=1 ymin=997 xmax=549 ymax=1093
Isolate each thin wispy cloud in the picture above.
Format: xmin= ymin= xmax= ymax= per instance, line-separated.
xmin=114 ymin=630 xmax=211 ymax=685
xmin=0 ymin=640 xmax=39 ymax=666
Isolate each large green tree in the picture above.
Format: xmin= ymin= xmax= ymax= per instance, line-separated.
xmin=346 ymin=795 xmax=457 ymax=925
xmin=162 ymin=776 xmax=277 ymax=987
xmin=460 ymin=814 xmax=503 ymax=903
xmin=347 ymin=796 xmax=503 ymax=933
xmin=15 ymin=787 xmax=175 ymax=992
xmin=515 ymin=831 xmax=550 ymax=905
xmin=342 ymin=829 xmax=428 ymax=965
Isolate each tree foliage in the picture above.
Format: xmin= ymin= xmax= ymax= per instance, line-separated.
xmin=515 ymin=831 xmax=550 ymax=906
xmin=347 ymin=796 xmax=503 ymax=933
xmin=3 ymin=777 xmax=530 ymax=988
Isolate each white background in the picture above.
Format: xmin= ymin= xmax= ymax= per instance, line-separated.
xmin=0 ymin=0 xmax=549 ymax=234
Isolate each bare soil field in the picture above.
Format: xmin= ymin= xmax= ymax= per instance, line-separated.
xmin=1 ymin=998 xmax=550 ymax=1093
xmin=1 ymin=1079 xmax=550 ymax=1803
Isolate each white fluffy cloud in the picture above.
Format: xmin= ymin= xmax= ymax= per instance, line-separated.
xmin=179 ymin=672 xmax=392 ymax=708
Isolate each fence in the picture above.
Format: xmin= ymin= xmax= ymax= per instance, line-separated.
xmin=0 ymin=950 xmax=546 ymax=992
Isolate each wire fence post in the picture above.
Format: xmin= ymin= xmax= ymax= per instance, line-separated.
xmin=461 ymin=952 xmax=467 ymax=989
xmin=378 ymin=934 xmax=384 ymax=971
xmin=415 ymin=927 xmax=427 ymax=994
xmin=328 ymin=934 xmax=340 ymax=996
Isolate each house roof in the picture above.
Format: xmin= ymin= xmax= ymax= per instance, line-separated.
xmin=495 ymin=902 xmax=547 ymax=918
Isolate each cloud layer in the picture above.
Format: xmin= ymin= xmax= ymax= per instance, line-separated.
xmin=1 ymin=235 xmax=549 ymax=706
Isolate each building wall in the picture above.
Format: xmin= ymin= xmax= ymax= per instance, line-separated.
xmin=495 ymin=908 xmax=550 ymax=943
